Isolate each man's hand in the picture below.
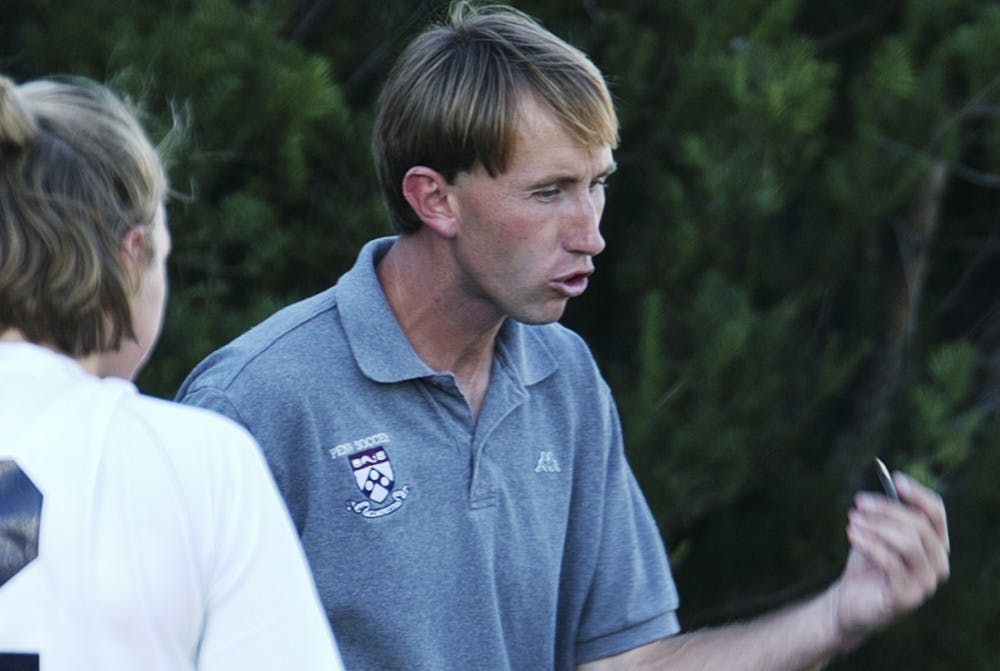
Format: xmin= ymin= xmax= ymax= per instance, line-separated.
xmin=578 ymin=472 xmax=950 ymax=671
xmin=831 ymin=471 xmax=950 ymax=649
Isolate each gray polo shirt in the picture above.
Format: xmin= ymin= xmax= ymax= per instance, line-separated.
xmin=177 ymin=236 xmax=679 ymax=670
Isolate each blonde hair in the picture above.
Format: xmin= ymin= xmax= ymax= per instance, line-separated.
xmin=0 ymin=75 xmax=166 ymax=356
xmin=373 ymin=1 xmax=619 ymax=233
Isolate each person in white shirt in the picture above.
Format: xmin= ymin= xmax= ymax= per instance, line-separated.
xmin=0 ymin=74 xmax=344 ymax=671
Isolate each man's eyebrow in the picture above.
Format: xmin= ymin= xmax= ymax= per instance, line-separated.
xmin=525 ymin=161 xmax=619 ymax=191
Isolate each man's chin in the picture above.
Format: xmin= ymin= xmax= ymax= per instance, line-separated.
xmin=510 ymin=301 xmax=569 ymax=326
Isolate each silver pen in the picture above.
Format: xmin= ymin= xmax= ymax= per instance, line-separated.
xmin=874 ymin=457 xmax=900 ymax=502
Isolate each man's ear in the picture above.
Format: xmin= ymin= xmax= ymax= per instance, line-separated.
xmin=402 ymin=166 xmax=458 ymax=238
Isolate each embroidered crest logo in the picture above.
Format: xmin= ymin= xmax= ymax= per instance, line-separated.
xmin=345 ymin=446 xmax=409 ymax=518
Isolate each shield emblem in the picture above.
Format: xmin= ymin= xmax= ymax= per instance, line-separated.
xmin=350 ymin=446 xmax=395 ymax=504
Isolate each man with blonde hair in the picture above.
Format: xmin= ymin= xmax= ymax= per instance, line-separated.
xmin=179 ymin=4 xmax=949 ymax=669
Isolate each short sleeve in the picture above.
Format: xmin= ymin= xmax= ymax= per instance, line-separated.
xmin=573 ymin=397 xmax=680 ymax=664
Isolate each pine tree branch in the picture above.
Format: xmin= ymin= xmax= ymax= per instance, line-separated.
xmin=878 ymin=136 xmax=1000 ymax=189
xmin=855 ymin=163 xmax=949 ymax=424
xmin=930 ymin=73 xmax=1000 ymax=144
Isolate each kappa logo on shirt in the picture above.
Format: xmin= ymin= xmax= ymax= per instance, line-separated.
xmin=336 ymin=434 xmax=410 ymax=518
xmin=534 ymin=450 xmax=561 ymax=473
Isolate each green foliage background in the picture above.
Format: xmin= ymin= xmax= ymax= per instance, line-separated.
xmin=3 ymin=1 xmax=997 ymax=667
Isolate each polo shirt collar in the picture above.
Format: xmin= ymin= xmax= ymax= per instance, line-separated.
xmin=336 ymin=236 xmax=558 ymax=387
xmin=336 ymin=236 xmax=433 ymax=383
xmin=495 ymin=319 xmax=558 ymax=387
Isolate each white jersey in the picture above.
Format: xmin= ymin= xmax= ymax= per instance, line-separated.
xmin=0 ymin=343 xmax=343 ymax=670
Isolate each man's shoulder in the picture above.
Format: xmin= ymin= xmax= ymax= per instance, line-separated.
xmin=179 ymin=287 xmax=342 ymax=396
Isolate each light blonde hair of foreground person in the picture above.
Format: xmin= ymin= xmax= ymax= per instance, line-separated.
xmin=0 ymin=75 xmax=166 ymax=357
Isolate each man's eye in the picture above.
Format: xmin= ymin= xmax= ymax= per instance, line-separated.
xmin=534 ymin=188 xmax=560 ymax=200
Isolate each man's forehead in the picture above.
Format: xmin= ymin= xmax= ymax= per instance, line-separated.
xmin=513 ymin=92 xmax=616 ymax=147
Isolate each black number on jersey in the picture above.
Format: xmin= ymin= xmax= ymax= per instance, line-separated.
xmin=0 ymin=653 xmax=39 ymax=670
xmin=0 ymin=460 xmax=42 ymax=588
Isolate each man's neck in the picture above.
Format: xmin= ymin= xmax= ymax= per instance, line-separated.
xmin=376 ymin=234 xmax=503 ymax=418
